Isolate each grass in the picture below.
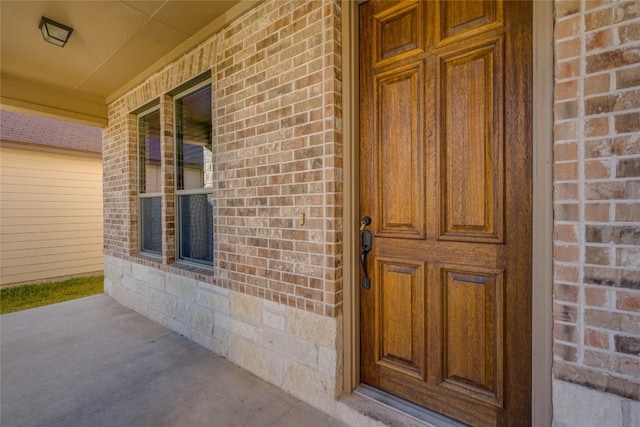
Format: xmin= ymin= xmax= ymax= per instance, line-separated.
xmin=0 ymin=275 xmax=104 ymax=315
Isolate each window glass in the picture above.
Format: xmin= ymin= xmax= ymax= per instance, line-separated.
xmin=138 ymin=107 xmax=162 ymax=256
xmin=138 ymin=109 xmax=161 ymax=193
xmin=175 ymin=83 xmax=213 ymax=265
xmin=141 ymin=197 xmax=162 ymax=254
xmin=178 ymin=194 xmax=214 ymax=264
xmin=176 ymin=86 xmax=213 ymax=190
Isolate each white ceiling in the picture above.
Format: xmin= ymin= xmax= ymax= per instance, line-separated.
xmin=0 ymin=0 xmax=255 ymax=126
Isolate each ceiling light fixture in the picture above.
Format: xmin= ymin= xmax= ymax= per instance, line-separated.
xmin=39 ymin=16 xmax=73 ymax=47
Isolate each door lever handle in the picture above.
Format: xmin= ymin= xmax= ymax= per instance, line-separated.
xmin=360 ymin=215 xmax=372 ymax=290
xmin=360 ymin=248 xmax=371 ymax=289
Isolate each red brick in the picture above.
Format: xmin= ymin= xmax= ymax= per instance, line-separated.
xmin=617 ymin=158 xmax=640 ymax=177
xmin=586 ymin=29 xmax=613 ymax=52
xmin=555 ymin=15 xmax=581 ymax=40
xmin=555 ymin=224 xmax=579 ymax=243
xmin=585 ymin=7 xmax=614 ymax=31
xmin=554 ymin=121 xmax=578 ymax=141
xmin=616 ymin=1 xmax=640 ymax=22
xmin=555 ymin=182 xmax=579 ymax=201
xmin=554 ymin=142 xmax=578 ymax=162
xmin=617 ymin=67 xmax=640 ymax=90
xmin=584 ymin=203 xmax=611 ymax=222
xmin=555 ymin=265 xmax=580 ymax=282
xmin=585 ymin=136 xmax=640 ymax=158
xmin=585 ymin=160 xmax=611 ymax=180
xmin=556 ymin=1 xmax=581 ymax=18
xmin=554 ymin=161 xmax=579 ymax=181
xmin=615 ymin=112 xmax=640 ymax=134
xmin=555 ymin=322 xmax=579 ymax=343
xmin=556 ymin=58 xmax=581 ymax=79
xmin=586 ymin=246 xmax=611 ymax=266
xmin=556 ymin=37 xmax=582 ymax=59
xmin=556 ymin=79 xmax=579 ymax=101
xmin=615 ymin=203 xmax=640 ymax=222
xmin=586 ymin=286 xmax=609 ymax=307
xmin=555 ymin=203 xmax=580 ymax=221
xmin=616 ymin=290 xmax=640 ymax=311
xmin=555 ymin=282 xmax=580 ymax=303
xmin=585 ymin=73 xmax=611 ymax=96
xmin=585 ymin=328 xmax=610 ymax=349
xmin=554 ymin=342 xmax=578 ymax=362
xmin=555 ymin=244 xmax=580 ymax=262
xmin=586 ymin=48 xmax=640 ymax=74
xmin=555 ymin=100 xmax=579 ymax=120
xmin=584 ymin=117 xmax=610 ymax=137
xmin=619 ymin=21 xmax=640 ymax=45
xmin=586 ymin=180 xmax=640 ymax=200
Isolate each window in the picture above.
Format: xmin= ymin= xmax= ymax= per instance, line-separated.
xmin=175 ymin=82 xmax=214 ymax=265
xmin=138 ymin=107 xmax=162 ymax=255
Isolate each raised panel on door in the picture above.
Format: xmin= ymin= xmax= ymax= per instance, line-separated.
xmin=434 ymin=0 xmax=504 ymax=46
xmin=439 ymin=267 xmax=504 ymax=406
xmin=374 ymin=61 xmax=425 ymax=238
xmin=438 ymin=39 xmax=504 ymax=242
xmin=374 ymin=258 xmax=426 ymax=380
xmin=373 ymin=0 xmax=425 ymax=67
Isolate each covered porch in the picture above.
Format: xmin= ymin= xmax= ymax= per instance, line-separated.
xmin=0 ymin=295 xmax=347 ymax=427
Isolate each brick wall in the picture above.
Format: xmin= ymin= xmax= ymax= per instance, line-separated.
xmin=103 ymin=0 xmax=343 ymax=317
xmin=553 ymin=0 xmax=640 ymax=401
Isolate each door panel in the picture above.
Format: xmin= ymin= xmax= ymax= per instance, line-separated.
xmin=375 ymin=61 xmax=425 ymax=238
xmin=373 ymin=0 xmax=425 ymax=67
xmin=375 ymin=258 xmax=426 ymax=379
xmin=439 ymin=39 xmax=504 ymax=241
xmin=359 ymin=1 xmax=532 ymax=426
xmin=440 ymin=267 xmax=504 ymax=406
xmin=436 ymin=0 xmax=504 ymax=46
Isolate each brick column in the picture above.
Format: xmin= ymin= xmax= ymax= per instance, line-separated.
xmin=553 ymin=0 xmax=640 ymax=399
xmin=161 ymin=95 xmax=176 ymax=264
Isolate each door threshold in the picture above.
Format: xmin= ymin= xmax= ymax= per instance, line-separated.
xmin=352 ymin=384 xmax=470 ymax=427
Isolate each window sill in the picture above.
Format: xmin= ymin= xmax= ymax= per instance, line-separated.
xmin=129 ymin=253 xmax=216 ymax=285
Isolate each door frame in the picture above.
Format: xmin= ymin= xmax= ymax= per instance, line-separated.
xmin=340 ymin=1 xmax=554 ymax=425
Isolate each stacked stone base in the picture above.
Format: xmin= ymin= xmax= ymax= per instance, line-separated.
xmin=105 ymin=255 xmax=341 ymax=414
xmin=553 ymin=380 xmax=640 ymax=427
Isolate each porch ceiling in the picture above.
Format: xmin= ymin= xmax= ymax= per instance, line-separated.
xmin=0 ymin=0 xmax=257 ymax=126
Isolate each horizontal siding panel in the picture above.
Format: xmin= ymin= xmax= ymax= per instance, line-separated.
xmin=2 ymin=244 xmax=103 ymax=260
xmin=1 ymin=192 xmax=103 ymax=203
xmin=1 ymin=175 xmax=102 ymax=189
xmin=0 ymin=216 xmax=103 ymax=226
xmin=1 ymin=237 xmax=102 ymax=251
xmin=1 ymin=223 xmax=103 ymax=235
xmin=1 ymin=256 xmax=104 ymax=276
xmin=0 ymin=200 xmax=103 ymax=210
xmin=1 ymin=166 xmax=102 ymax=182
xmin=1 ymin=211 xmax=102 ymax=221
xmin=1 ymin=212 xmax=103 ymax=220
xmin=1 ymin=231 xmax=102 ymax=243
xmin=1 ymin=263 xmax=105 ymax=287
xmin=2 ymin=250 xmax=104 ymax=268
xmin=0 ymin=146 xmax=104 ymax=286
xmin=1 ymin=183 xmax=102 ymax=196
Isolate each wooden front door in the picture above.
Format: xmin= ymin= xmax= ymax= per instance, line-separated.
xmin=359 ymin=1 xmax=532 ymax=426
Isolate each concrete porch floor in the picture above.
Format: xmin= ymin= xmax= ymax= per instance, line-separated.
xmin=0 ymin=294 xmax=347 ymax=427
